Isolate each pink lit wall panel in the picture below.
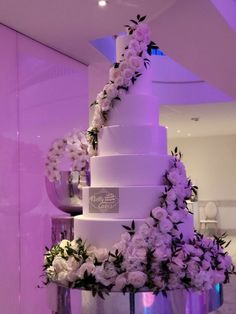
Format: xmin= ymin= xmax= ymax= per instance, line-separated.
xmin=17 ymin=35 xmax=88 ymax=314
xmin=0 ymin=25 xmax=19 ymax=314
xmin=0 ymin=24 xmax=88 ymax=314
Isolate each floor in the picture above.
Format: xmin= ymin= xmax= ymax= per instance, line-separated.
xmin=209 ymin=236 xmax=236 ymax=314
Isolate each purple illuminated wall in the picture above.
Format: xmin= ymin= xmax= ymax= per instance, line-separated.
xmin=0 ymin=24 xmax=88 ymax=314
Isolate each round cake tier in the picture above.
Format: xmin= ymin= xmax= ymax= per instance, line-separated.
xmin=98 ymin=125 xmax=167 ymax=156
xmin=74 ymin=214 xmax=194 ymax=250
xmin=107 ymin=94 xmax=159 ymax=127
xmin=82 ymin=185 xmax=165 ymax=219
xmin=91 ymin=154 xmax=170 ymax=187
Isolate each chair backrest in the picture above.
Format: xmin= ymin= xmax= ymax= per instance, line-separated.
xmin=204 ymin=201 xmax=217 ymax=219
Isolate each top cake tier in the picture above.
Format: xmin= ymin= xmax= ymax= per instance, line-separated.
xmin=106 ymin=35 xmax=157 ymax=127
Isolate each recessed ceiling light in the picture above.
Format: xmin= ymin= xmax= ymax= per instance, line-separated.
xmin=191 ymin=117 xmax=199 ymax=122
xmin=187 ymin=133 xmax=191 ymax=137
xmin=177 ymin=129 xmax=181 ymax=133
xmin=98 ymin=0 xmax=108 ymax=7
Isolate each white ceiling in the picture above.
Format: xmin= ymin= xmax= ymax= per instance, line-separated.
xmin=0 ymin=0 xmax=175 ymax=64
xmin=160 ymin=102 xmax=236 ymax=139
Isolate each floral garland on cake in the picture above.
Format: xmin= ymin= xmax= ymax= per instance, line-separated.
xmin=87 ymin=15 xmax=158 ymax=154
xmin=43 ymin=149 xmax=234 ymax=297
xmin=45 ymin=129 xmax=89 ymax=182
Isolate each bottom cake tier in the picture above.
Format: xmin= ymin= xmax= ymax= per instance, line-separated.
xmin=74 ymin=213 xmax=194 ymax=249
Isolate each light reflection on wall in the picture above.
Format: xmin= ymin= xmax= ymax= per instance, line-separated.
xmin=142 ymin=292 xmax=155 ymax=308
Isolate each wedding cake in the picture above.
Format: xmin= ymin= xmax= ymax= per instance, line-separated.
xmin=74 ymin=33 xmax=194 ymax=248
xmin=44 ymin=16 xmax=233 ymax=297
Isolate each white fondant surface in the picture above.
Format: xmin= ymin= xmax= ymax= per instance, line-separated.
xmin=82 ymin=185 xmax=165 ymax=219
xmin=98 ymin=125 xmax=167 ymax=156
xmin=91 ymin=154 xmax=170 ymax=187
xmin=74 ymin=213 xmax=194 ymax=250
xmin=107 ymin=95 xmax=159 ymax=127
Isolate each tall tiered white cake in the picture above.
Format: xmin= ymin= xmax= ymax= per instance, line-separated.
xmin=74 ymin=35 xmax=194 ymax=248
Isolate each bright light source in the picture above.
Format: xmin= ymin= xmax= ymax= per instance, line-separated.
xmin=177 ymin=129 xmax=181 ymax=133
xmin=98 ymin=0 xmax=107 ymax=7
xmin=187 ymin=133 xmax=191 ymax=137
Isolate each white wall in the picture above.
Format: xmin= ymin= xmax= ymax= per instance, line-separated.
xmin=168 ymin=134 xmax=236 ymax=231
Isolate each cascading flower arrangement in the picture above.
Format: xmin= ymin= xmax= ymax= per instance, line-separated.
xmin=43 ymin=148 xmax=235 ymax=298
xmin=43 ymin=16 xmax=235 ymax=298
xmin=45 ymin=129 xmax=89 ymax=182
xmin=87 ymin=15 xmax=158 ymax=154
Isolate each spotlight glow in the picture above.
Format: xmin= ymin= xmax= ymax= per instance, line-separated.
xmin=177 ymin=129 xmax=181 ymax=133
xmin=98 ymin=0 xmax=107 ymax=7
xmin=187 ymin=133 xmax=191 ymax=137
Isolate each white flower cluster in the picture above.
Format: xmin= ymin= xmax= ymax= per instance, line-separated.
xmin=44 ymin=154 xmax=234 ymax=296
xmin=45 ymin=130 xmax=89 ymax=182
xmin=87 ymin=20 xmax=151 ymax=153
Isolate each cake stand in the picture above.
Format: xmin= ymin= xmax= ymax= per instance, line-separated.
xmin=81 ymin=285 xmax=223 ymax=314
xmin=50 ymin=217 xmax=223 ymax=314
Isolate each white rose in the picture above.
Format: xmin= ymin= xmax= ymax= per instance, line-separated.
xmin=167 ymin=169 xmax=182 ymax=185
xmin=57 ymin=271 xmax=69 ymax=286
xmin=94 ymin=248 xmax=109 ymax=263
xmin=124 ymin=48 xmax=137 ymax=60
xmin=109 ymin=67 xmax=122 ymax=82
xmin=138 ymin=223 xmax=151 ymax=238
xmin=66 ymin=270 xmax=78 ymax=282
xmin=159 ymin=218 xmax=173 ymax=233
xmin=114 ymin=76 xmax=124 ymax=88
xmin=91 ymin=106 xmax=104 ymax=129
xmin=78 ymin=262 xmax=96 ymax=279
xmin=153 ymin=277 xmax=165 ymax=289
xmin=99 ymin=98 xmax=110 ymax=112
xmin=187 ymin=260 xmax=200 ymax=275
xmin=122 ymin=67 xmax=134 ymax=80
xmin=131 ymin=234 xmax=147 ymax=247
xmin=52 ymin=256 xmax=68 ymax=273
xmin=128 ymin=39 xmax=141 ymax=52
xmin=184 ymin=244 xmax=196 ymax=255
xmin=166 ymin=189 xmax=177 ymax=202
xmin=103 ymin=262 xmax=117 ymax=278
xmin=169 ymin=211 xmax=181 ymax=223
xmin=112 ymin=241 xmax=127 ymax=254
xmin=151 ymin=207 xmax=167 ymax=220
xmin=145 ymin=217 xmax=155 ymax=226
xmin=95 ymin=266 xmax=115 ymax=286
xmin=128 ymin=56 xmax=144 ymax=72
xmin=173 ymin=185 xmax=186 ymax=199
xmin=204 ymin=251 xmax=212 ymax=262
xmin=127 ymin=271 xmax=147 ymax=288
xmin=46 ymin=266 xmax=57 ymax=281
xmin=67 ymin=256 xmax=80 ymax=271
xmin=154 ymin=247 xmax=171 ymax=261
xmin=103 ymin=83 xmax=118 ymax=99
xmin=202 ymin=260 xmax=211 ymax=270
xmin=59 ymin=239 xmax=70 ymax=250
xmin=133 ymin=23 xmax=149 ymax=42
xmin=70 ymin=240 xmax=78 ymax=251
xmin=121 ymin=232 xmax=131 ymax=242
xmin=176 ymin=160 xmax=186 ymax=176
xmin=114 ymin=273 xmax=127 ymax=290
